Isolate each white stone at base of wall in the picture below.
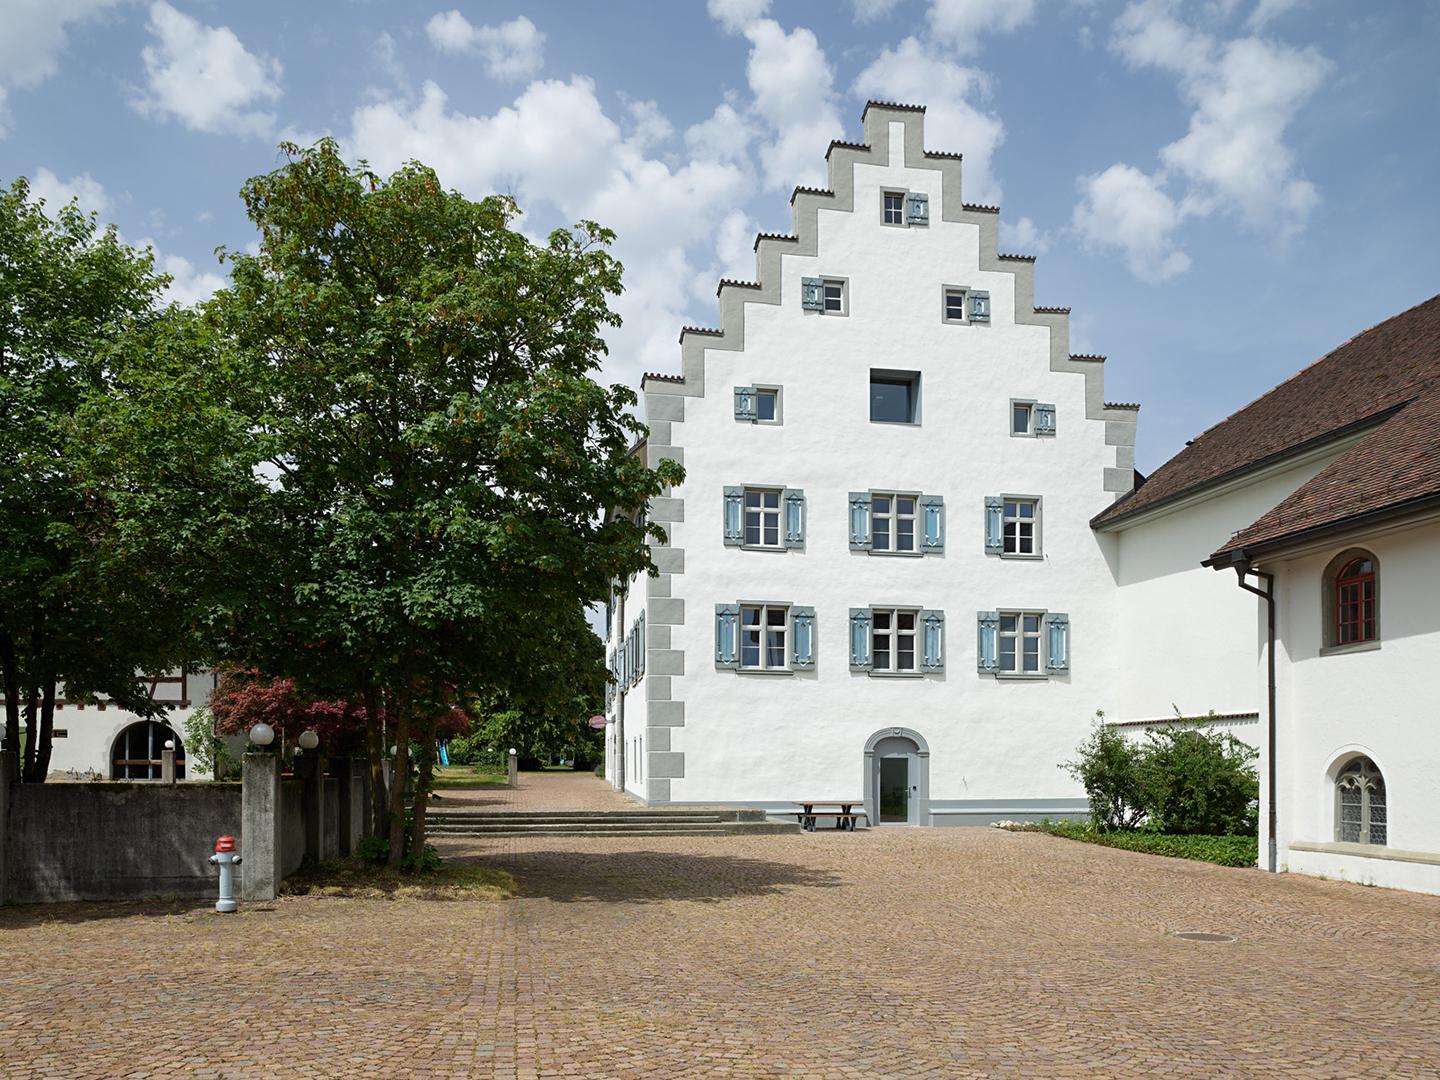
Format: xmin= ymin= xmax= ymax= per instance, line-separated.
xmin=1286 ymin=843 xmax=1440 ymax=897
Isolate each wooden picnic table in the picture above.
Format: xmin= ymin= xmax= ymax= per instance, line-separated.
xmin=787 ymin=800 xmax=865 ymax=832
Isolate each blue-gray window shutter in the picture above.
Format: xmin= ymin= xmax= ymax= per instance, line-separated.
xmin=783 ymin=488 xmax=805 ymax=549
xmin=984 ymin=496 xmax=1004 ymax=553
xmin=722 ymin=486 xmax=743 ymax=546
xmin=905 ymin=191 xmax=929 ymax=225
xmin=977 ymin=611 xmax=999 ymax=673
xmin=969 ymin=290 xmax=991 ymax=322
xmin=791 ymin=606 xmax=816 ymax=669
xmin=1045 ymin=612 xmax=1070 ymax=672
xmin=849 ymin=607 xmax=872 ymax=671
xmin=801 ymin=277 xmax=825 ymax=311
xmin=734 ymin=386 xmax=758 ymax=422
xmin=848 ymin=491 xmax=872 ymax=550
xmin=1035 ymin=403 xmax=1056 ymax=436
xmin=715 ymin=604 xmax=740 ymax=669
xmin=921 ymin=609 xmax=945 ymax=672
xmin=636 ymin=612 xmax=646 ymax=678
xmin=920 ymin=494 xmax=945 ymax=553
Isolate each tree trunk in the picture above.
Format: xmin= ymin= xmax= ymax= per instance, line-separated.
xmin=385 ymin=696 xmax=411 ymax=870
xmin=21 ymin=683 xmax=38 ymax=782
xmin=409 ymin=715 xmax=437 ymax=862
xmin=363 ymin=686 xmax=387 ymax=838
xmin=0 ymin=632 xmax=19 ymax=774
xmin=33 ymin=675 xmax=56 ymax=781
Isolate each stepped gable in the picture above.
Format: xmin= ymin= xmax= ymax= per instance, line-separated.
xmin=1094 ymin=294 xmax=1440 ymax=532
xmin=653 ymin=101 xmax=1136 ymax=492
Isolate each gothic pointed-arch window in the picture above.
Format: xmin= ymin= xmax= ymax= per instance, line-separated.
xmin=1335 ymin=756 xmax=1386 ymax=846
xmin=1322 ymin=549 xmax=1379 ymax=649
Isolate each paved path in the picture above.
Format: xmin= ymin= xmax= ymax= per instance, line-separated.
xmin=2 ymin=774 xmax=1438 ymax=1078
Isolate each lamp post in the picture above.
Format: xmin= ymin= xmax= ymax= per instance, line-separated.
xmin=248 ymin=723 xmax=276 ymax=750
xmin=507 ymin=747 xmax=518 ymax=788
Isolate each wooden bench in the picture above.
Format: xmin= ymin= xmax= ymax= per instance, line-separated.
xmin=788 ymin=801 xmax=866 ymax=832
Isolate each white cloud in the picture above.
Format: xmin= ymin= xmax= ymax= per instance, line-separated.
xmin=1072 ymin=163 xmax=1190 ymax=283
xmin=26 ymin=167 xmax=110 ymax=216
xmin=1072 ymin=0 xmax=1329 ymax=281
xmin=1000 ymin=215 xmax=1048 ymax=255
xmin=684 ymin=101 xmax=756 ymax=165
xmin=742 ymin=20 xmax=843 ymax=190
xmin=1247 ymin=0 xmax=1304 ymax=29
xmin=345 ymin=77 xmax=753 ymax=383
xmin=927 ymin=0 xmax=1037 ymax=54
xmin=149 ymin=247 xmax=227 ymax=306
xmin=853 ymin=36 xmax=1006 ymax=204
xmin=0 ymin=0 xmax=117 ymax=135
xmin=133 ymin=1 xmax=282 ymax=137
xmin=851 ymin=0 xmax=901 ymax=21
xmin=707 ymin=0 xmax=771 ymax=34
xmin=424 ymin=12 xmax=544 ymax=81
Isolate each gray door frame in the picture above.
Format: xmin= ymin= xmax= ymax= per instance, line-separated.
xmin=863 ymin=727 xmax=930 ymax=826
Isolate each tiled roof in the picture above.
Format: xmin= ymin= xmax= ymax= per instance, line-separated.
xmin=642 ymin=372 xmax=684 ymax=384
xmin=923 ymin=150 xmax=963 ymax=161
xmin=1105 ymin=402 xmax=1141 ymax=410
xmin=963 ymin=203 xmax=999 ymax=214
xmin=677 ymin=326 xmax=722 ymax=342
xmin=863 ymin=100 xmax=926 ymax=114
xmin=715 ymin=278 xmax=761 ymax=295
xmin=998 ymin=253 xmax=1036 ymax=262
xmin=791 ymin=185 xmax=834 ymax=202
xmin=753 ymin=231 xmax=798 ymax=250
xmin=826 ymin=140 xmax=870 ymax=158
xmin=1034 ymin=306 xmax=1071 ymax=314
xmin=1093 ymin=293 xmax=1440 ymax=534
xmin=1070 ymin=353 xmax=1107 ymax=363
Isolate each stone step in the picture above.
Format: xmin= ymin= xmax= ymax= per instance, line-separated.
xmin=427 ymin=821 xmax=800 ymax=837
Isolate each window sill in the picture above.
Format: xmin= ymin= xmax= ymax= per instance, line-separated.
xmin=998 ymin=553 xmax=1043 ymax=561
xmin=1318 ymin=640 xmax=1381 ymax=657
xmin=737 ymin=545 xmax=795 ymax=554
xmin=735 ymin=668 xmax=794 ymax=677
xmin=1289 ymin=840 xmax=1440 ymax=867
xmin=869 ymin=419 xmax=920 ymax=427
xmin=994 ymin=672 xmax=1049 ymax=681
xmin=867 ymin=549 xmax=924 ymax=558
xmin=868 ymin=671 xmax=925 ymax=679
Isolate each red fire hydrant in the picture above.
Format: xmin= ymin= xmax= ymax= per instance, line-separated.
xmin=208 ymin=835 xmax=241 ymax=913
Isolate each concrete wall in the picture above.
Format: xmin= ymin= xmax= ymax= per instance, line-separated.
xmin=4 ymin=782 xmax=241 ymax=902
xmin=281 ymin=779 xmax=305 ymax=878
xmin=1264 ymin=518 xmax=1440 ymax=894
xmin=607 ymin=109 xmax=1125 ymax=821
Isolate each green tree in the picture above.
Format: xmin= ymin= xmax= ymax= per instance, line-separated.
xmin=1061 ymin=713 xmax=1147 ymax=830
xmin=209 ymin=141 xmax=678 ymax=866
xmin=1139 ymin=720 xmax=1258 ymax=835
xmin=0 ymin=179 xmax=227 ymax=781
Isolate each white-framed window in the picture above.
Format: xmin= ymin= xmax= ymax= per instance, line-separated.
xmin=871 ymin=493 xmax=918 ymax=554
xmin=744 ymin=488 xmax=782 ymax=548
xmin=1003 ymin=498 xmax=1039 ymax=556
xmin=823 ymin=278 xmax=846 ymax=314
xmin=882 ymin=190 xmax=906 ymax=226
xmin=998 ymin=611 xmax=1043 ymax=675
xmin=1011 ymin=400 xmax=1034 ymax=436
xmin=740 ymin=603 xmax=789 ymax=671
xmin=1336 ymin=756 xmax=1387 ymax=845
xmin=871 ymin=608 xmax=918 ymax=673
xmin=943 ymin=287 xmax=967 ymax=324
xmin=756 ymin=387 xmax=780 ymax=423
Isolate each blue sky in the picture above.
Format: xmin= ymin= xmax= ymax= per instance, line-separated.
xmin=2 ymin=0 xmax=1436 ymax=470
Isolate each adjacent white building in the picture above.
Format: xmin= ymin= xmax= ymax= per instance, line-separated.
xmin=604 ymin=101 xmax=1440 ymax=896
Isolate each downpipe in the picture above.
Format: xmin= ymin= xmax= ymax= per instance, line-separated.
xmin=1231 ymin=554 xmax=1277 ymax=873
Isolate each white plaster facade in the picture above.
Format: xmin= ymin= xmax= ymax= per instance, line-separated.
xmin=604 ymin=105 xmax=1141 ymax=826
xmin=1255 ymin=519 xmax=1440 ymax=895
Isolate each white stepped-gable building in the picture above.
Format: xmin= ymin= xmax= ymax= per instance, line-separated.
xmin=603 ymin=102 xmax=1141 ymax=827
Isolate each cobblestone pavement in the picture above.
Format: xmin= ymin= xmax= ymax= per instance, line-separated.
xmin=2 ymin=775 xmax=1439 ymax=1078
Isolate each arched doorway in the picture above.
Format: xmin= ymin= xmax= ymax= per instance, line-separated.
xmin=111 ymin=721 xmax=185 ymax=780
xmin=863 ymin=727 xmax=930 ymax=826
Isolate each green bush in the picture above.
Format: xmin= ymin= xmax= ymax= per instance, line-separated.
xmin=355 ymin=835 xmax=389 ymax=867
xmin=1062 ymin=711 xmax=1258 ymax=835
xmin=1017 ymin=821 xmax=1257 ymax=867
xmin=354 ymin=827 xmax=442 ymax=875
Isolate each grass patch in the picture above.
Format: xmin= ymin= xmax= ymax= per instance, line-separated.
xmin=431 ymin=764 xmax=507 ymax=788
xmin=1006 ymin=821 xmax=1258 ymax=868
xmin=282 ymin=857 xmax=515 ymax=901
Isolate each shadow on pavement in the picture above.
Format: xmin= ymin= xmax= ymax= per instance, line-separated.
xmin=0 ymin=896 xmax=215 ymax=928
xmin=478 ymin=848 xmax=843 ymax=904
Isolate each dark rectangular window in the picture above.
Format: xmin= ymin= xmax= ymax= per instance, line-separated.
xmin=883 ymin=191 xmax=905 ymax=225
xmin=756 ymin=389 xmax=778 ymax=422
xmin=870 ymin=371 xmax=919 ymax=424
xmin=944 ymin=289 xmax=966 ymax=322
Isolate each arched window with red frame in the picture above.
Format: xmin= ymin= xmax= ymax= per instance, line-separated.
xmin=1334 ymin=555 xmax=1376 ymax=645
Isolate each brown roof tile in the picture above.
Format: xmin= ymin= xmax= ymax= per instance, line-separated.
xmin=1094 ymin=294 xmax=1440 ymax=530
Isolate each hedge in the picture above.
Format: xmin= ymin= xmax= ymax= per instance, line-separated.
xmin=1009 ymin=821 xmax=1258 ymax=868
